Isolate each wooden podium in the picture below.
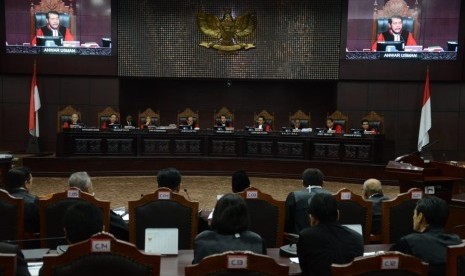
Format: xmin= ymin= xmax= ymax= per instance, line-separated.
xmin=386 ymin=154 xmax=465 ymax=202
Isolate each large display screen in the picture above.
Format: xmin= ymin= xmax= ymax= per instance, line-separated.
xmin=345 ymin=0 xmax=460 ymax=60
xmin=4 ymin=0 xmax=112 ymax=56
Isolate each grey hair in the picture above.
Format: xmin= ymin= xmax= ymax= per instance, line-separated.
xmin=68 ymin=171 xmax=92 ymax=192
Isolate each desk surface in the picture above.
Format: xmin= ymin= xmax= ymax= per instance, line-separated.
xmin=25 ymin=245 xmax=392 ymax=276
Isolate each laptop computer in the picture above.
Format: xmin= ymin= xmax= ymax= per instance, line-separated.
xmin=145 ymin=228 xmax=178 ymax=255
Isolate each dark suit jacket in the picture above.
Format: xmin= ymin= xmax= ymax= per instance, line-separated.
xmin=366 ymin=194 xmax=386 ymax=235
xmin=193 ymin=230 xmax=266 ymax=264
xmin=297 ymin=223 xmax=364 ymax=276
xmin=109 ymin=210 xmax=129 ymax=241
xmin=8 ymin=188 xmax=40 ymax=233
xmin=0 ymin=242 xmax=31 ymax=276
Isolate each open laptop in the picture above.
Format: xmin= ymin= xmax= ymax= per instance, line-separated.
xmin=342 ymin=224 xmax=363 ymax=237
xmin=145 ymin=228 xmax=178 ymax=255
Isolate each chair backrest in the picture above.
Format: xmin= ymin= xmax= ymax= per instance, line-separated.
xmin=185 ymin=251 xmax=289 ymax=276
xmin=57 ymin=105 xmax=81 ymax=132
xmin=39 ymin=188 xmax=111 ymax=248
xmin=372 ymin=0 xmax=421 ymax=43
xmin=333 ymin=188 xmax=372 ymax=244
xmin=328 ymin=110 xmax=349 ymax=133
xmin=237 ymin=187 xmax=285 ymax=248
xmin=448 ymin=224 xmax=465 ymax=239
xmin=213 ymin=106 xmax=234 ymax=127
xmin=362 ymin=111 xmax=385 ymax=134
xmin=40 ymin=232 xmax=160 ymax=276
xmin=0 ymin=190 xmax=25 ymax=244
xmin=254 ymin=110 xmax=274 ymax=130
xmin=0 ymin=253 xmax=16 ymax=276
xmin=289 ymin=110 xmax=311 ymax=128
xmin=97 ymin=107 xmax=120 ymax=127
xmin=381 ymin=188 xmax=423 ymax=244
xmin=331 ymin=251 xmax=428 ymax=275
xmin=128 ymin=187 xmax=199 ymax=250
xmin=138 ymin=108 xmax=160 ymax=127
xmin=446 ymin=242 xmax=465 ymax=276
xmin=30 ymin=0 xmax=76 ymax=40
xmin=177 ymin=108 xmax=199 ymax=127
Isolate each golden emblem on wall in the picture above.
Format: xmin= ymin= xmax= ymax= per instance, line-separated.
xmin=197 ymin=9 xmax=256 ymax=52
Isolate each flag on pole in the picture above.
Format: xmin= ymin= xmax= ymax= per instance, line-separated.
xmin=418 ymin=68 xmax=431 ymax=152
xmin=29 ymin=61 xmax=41 ymax=137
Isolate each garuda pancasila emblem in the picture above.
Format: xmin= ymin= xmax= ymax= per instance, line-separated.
xmin=197 ymin=9 xmax=256 ymax=52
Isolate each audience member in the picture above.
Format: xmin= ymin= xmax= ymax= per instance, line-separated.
xmin=285 ymin=168 xmax=330 ymax=234
xmin=297 ymin=193 xmax=363 ymax=276
xmin=232 ymin=170 xmax=250 ymax=193
xmin=390 ymin=196 xmax=462 ymax=276
xmin=157 ymin=168 xmax=182 ymax=192
xmin=325 ymin=118 xmax=342 ymax=133
xmin=68 ymin=171 xmax=129 ymax=241
xmin=63 ymin=201 xmax=104 ymax=244
xmin=362 ymin=178 xmax=386 ymax=235
xmin=0 ymin=242 xmax=31 ymax=276
xmin=5 ymin=167 xmax=39 ymax=233
xmin=192 ymin=193 xmax=266 ymax=264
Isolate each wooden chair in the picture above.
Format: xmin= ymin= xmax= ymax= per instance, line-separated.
xmin=97 ymin=107 xmax=120 ymax=128
xmin=138 ymin=108 xmax=160 ymax=127
xmin=333 ymin=188 xmax=373 ymax=244
xmin=332 ymin=251 xmax=428 ymax=275
xmin=185 ymin=251 xmax=289 ymax=276
xmin=177 ymin=108 xmax=199 ymax=128
xmin=447 ymin=224 xmax=465 ymax=239
xmin=213 ymin=106 xmax=234 ymax=127
xmin=372 ymin=0 xmax=421 ymax=44
xmin=237 ymin=187 xmax=285 ymax=248
xmin=128 ymin=187 xmax=199 ymax=250
xmin=381 ymin=188 xmax=423 ymax=244
xmin=446 ymin=242 xmax=465 ymax=276
xmin=254 ymin=110 xmax=274 ymax=130
xmin=30 ymin=0 xmax=76 ymax=42
xmin=328 ymin=110 xmax=349 ymax=133
xmin=0 ymin=253 xmax=16 ymax=276
xmin=40 ymin=232 xmax=160 ymax=276
xmin=39 ymin=188 xmax=111 ymax=248
xmin=0 ymin=190 xmax=25 ymax=245
xmin=289 ymin=110 xmax=311 ymax=129
xmin=362 ymin=111 xmax=385 ymax=134
xmin=57 ymin=105 xmax=81 ymax=132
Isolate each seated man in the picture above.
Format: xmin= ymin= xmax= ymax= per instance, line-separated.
xmin=232 ymin=170 xmax=250 ymax=193
xmin=63 ymin=201 xmax=104 ymax=244
xmin=390 ymin=196 xmax=462 ymax=276
xmin=297 ymin=193 xmax=363 ymax=276
xmin=361 ymin=119 xmax=377 ymax=134
xmin=123 ymin=115 xmax=135 ymax=127
xmin=324 ymin=118 xmax=342 ymax=134
xmin=361 ymin=178 xmax=386 ymax=235
xmin=254 ymin=115 xmax=271 ymax=132
xmin=181 ymin=116 xmax=197 ymax=130
xmin=0 ymin=242 xmax=31 ymax=276
xmin=140 ymin=115 xmax=155 ymax=129
xmin=371 ymin=14 xmax=417 ymax=51
xmin=285 ymin=168 xmax=330 ymax=234
xmin=32 ymin=10 xmax=74 ymax=46
xmin=63 ymin=113 xmax=82 ymax=129
xmin=101 ymin=114 xmax=120 ymax=129
xmin=291 ymin=119 xmax=305 ymax=130
xmin=157 ymin=167 xmax=182 ymax=193
xmin=216 ymin=115 xmax=232 ymax=128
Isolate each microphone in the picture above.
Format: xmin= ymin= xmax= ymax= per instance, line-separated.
xmin=184 ymin=188 xmax=192 ymax=201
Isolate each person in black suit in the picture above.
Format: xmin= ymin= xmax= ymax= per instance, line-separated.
xmin=193 ymin=193 xmax=266 ymax=264
xmin=216 ymin=115 xmax=232 ymax=128
xmin=231 ymin=170 xmax=250 ymax=193
xmin=0 ymin=242 xmax=31 ymax=276
xmin=101 ymin=114 xmax=120 ymax=129
xmin=297 ymin=193 xmax=364 ymax=276
xmin=67 ymin=171 xmax=129 ymax=241
xmin=5 ymin=167 xmax=40 ymax=234
xmin=362 ymin=178 xmax=387 ymax=235
xmin=123 ymin=114 xmax=135 ymax=127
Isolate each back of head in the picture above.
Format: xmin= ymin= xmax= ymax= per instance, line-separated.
xmin=232 ymin=170 xmax=250 ymax=193
xmin=15 ymin=166 xmax=32 ymax=182
xmin=68 ymin=172 xmax=92 ymax=193
xmin=211 ymin=193 xmax=249 ymax=235
xmin=416 ymin=196 xmax=449 ymax=228
xmin=64 ymin=201 xmax=103 ymax=244
xmin=302 ymin=168 xmax=324 ymax=187
xmin=362 ymin=178 xmax=383 ymax=197
xmin=157 ymin=168 xmax=181 ymax=191
xmin=5 ymin=168 xmax=27 ymax=192
xmin=307 ymin=193 xmax=338 ymax=224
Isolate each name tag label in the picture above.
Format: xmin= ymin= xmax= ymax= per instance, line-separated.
xmin=246 ymin=191 xmax=258 ymax=199
xmin=411 ymin=191 xmax=423 ymax=199
xmin=227 ymin=255 xmax=248 ymax=269
xmin=341 ymin=192 xmax=351 ymax=200
xmin=380 ymin=257 xmax=399 ymax=269
xmin=91 ymin=239 xmax=111 ymax=252
xmin=158 ymin=191 xmax=171 ymax=200
xmin=67 ymin=189 xmax=80 ymax=198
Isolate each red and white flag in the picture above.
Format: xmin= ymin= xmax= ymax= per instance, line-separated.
xmin=418 ymin=68 xmax=431 ymax=151
xmin=29 ymin=62 xmax=41 ymax=137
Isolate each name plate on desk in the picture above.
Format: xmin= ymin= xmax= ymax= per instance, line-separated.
xmin=149 ymin=129 xmax=167 ymax=133
xmin=111 ymin=128 xmax=130 ymax=132
xmin=180 ymin=130 xmax=197 ymax=133
xmin=317 ymin=132 xmax=334 ymax=137
xmin=249 ymin=131 xmax=268 ymax=135
xmin=215 ymin=130 xmax=234 ymax=134
xmin=281 ymin=132 xmax=299 ymax=136
xmin=82 ymin=128 xmax=100 ymax=132
xmin=344 ymin=133 xmax=362 ymax=138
